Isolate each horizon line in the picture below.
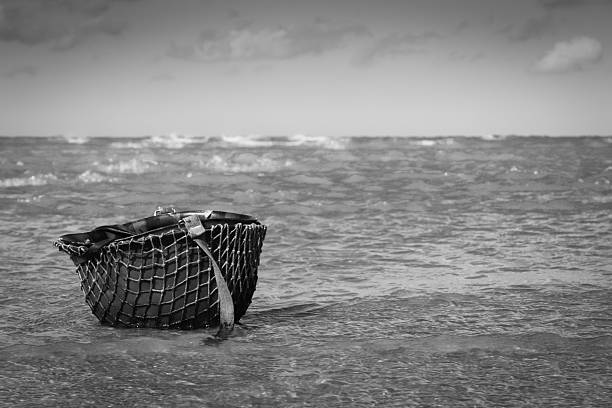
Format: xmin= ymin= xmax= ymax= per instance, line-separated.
xmin=1 ymin=133 xmax=611 ymax=139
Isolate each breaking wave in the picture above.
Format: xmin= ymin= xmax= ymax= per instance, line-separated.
xmin=220 ymin=134 xmax=347 ymax=150
xmin=110 ymin=133 xmax=349 ymax=151
xmin=0 ymin=173 xmax=58 ymax=187
xmin=0 ymin=171 xmax=118 ymax=187
xmin=479 ymin=134 xmax=509 ymax=141
xmin=61 ymin=134 xmax=90 ymax=144
xmin=203 ymin=154 xmax=292 ymax=173
xmin=94 ymin=157 xmax=157 ymax=174
xmin=78 ymin=170 xmax=116 ymax=183
xmin=111 ymin=133 xmax=207 ymax=149
xmin=410 ymin=138 xmax=456 ymax=147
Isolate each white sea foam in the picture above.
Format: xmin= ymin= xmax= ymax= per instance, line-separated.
xmin=479 ymin=134 xmax=508 ymax=141
xmin=94 ymin=157 xmax=157 ymax=174
xmin=110 ymin=140 xmax=150 ymax=149
xmin=78 ymin=170 xmax=115 ymax=183
xmin=220 ymin=135 xmax=274 ymax=147
xmin=111 ymin=133 xmax=206 ymax=150
xmin=290 ymin=134 xmax=346 ymax=149
xmin=0 ymin=173 xmax=58 ymax=187
xmin=0 ymin=170 xmax=117 ymax=187
xmin=203 ymin=154 xmax=292 ymax=173
xmin=220 ymin=134 xmax=347 ymax=150
xmin=411 ymin=138 xmax=456 ymax=147
xmin=148 ymin=133 xmax=203 ymax=149
xmin=61 ymin=134 xmax=90 ymax=144
xmin=413 ymin=139 xmax=437 ymax=147
xmin=17 ymin=194 xmax=44 ymax=203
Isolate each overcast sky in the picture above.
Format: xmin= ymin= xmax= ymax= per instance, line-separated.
xmin=1 ymin=0 xmax=611 ymax=137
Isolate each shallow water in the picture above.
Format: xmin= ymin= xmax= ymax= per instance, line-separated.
xmin=1 ymin=134 xmax=611 ymax=406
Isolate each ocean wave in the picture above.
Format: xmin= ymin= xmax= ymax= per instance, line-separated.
xmin=0 ymin=173 xmax=58 ymax=187
xmin=16 ymin=194 xmax=45 ymax=203
xmin=220 ymin=134 xmax=347 ymax=150
xmin=219 ymin=134 xmax=272 ymax=147
xmin=411 ymin=138 xmax=456 ymax=147
xmin=109 ymin=140 xmax=149 ymax=149
xmin=94 ymin=157 xmax=157 ymax=174
xmin=413 ymin=139 xmax=437 ymax=147
xmin=0 ymin=171 xmax=118 ymax=187
xmin=203 ymin=154 xmax=292 ymax=173
xmin=478 ymin=134 xmax=509 ymax=141
xmin=77 ymin=170 xmax=116 ymax=184
xmin=111 ymin=133 xmax=207 ymax=149
xmin=61 ymin=134 xmax=90 ymax=144
xmin=150 ymin=133 xmax=201 ymax=149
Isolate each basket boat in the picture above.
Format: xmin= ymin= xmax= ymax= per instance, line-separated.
xmin=54 ymin=208 xmax=267 ymax=329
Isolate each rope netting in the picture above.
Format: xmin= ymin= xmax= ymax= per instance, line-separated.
xmin=58 ymin=222 xmax=266 ymax=329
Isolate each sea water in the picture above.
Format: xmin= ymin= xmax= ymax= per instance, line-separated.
xmin=1 ymin=134 xmax=611 ymax=407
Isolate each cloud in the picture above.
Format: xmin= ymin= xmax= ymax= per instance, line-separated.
xmin=501 ymin=15 xmax=553 ymax=42
xmin=534 ymin=36 xmax=603 ymax=73
xmin=354 ymin=31 xmax=441 ymax=65
xmin=539 ymin=0 xmax=586 ymax=7
xmin=540 ymin=0 xmax=612 ymax=8
xmin=168 ymin=23 xmax=369 ymax=62
xmin=3 ymin=65 xmax=38 ymax=78
xmin=150 ymin=73 xmax=175 ymax=82
xmin=0 ymin=0 xmax=129 ymax=49
xmin=448 ymin=51 xmax=485 ymax=62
